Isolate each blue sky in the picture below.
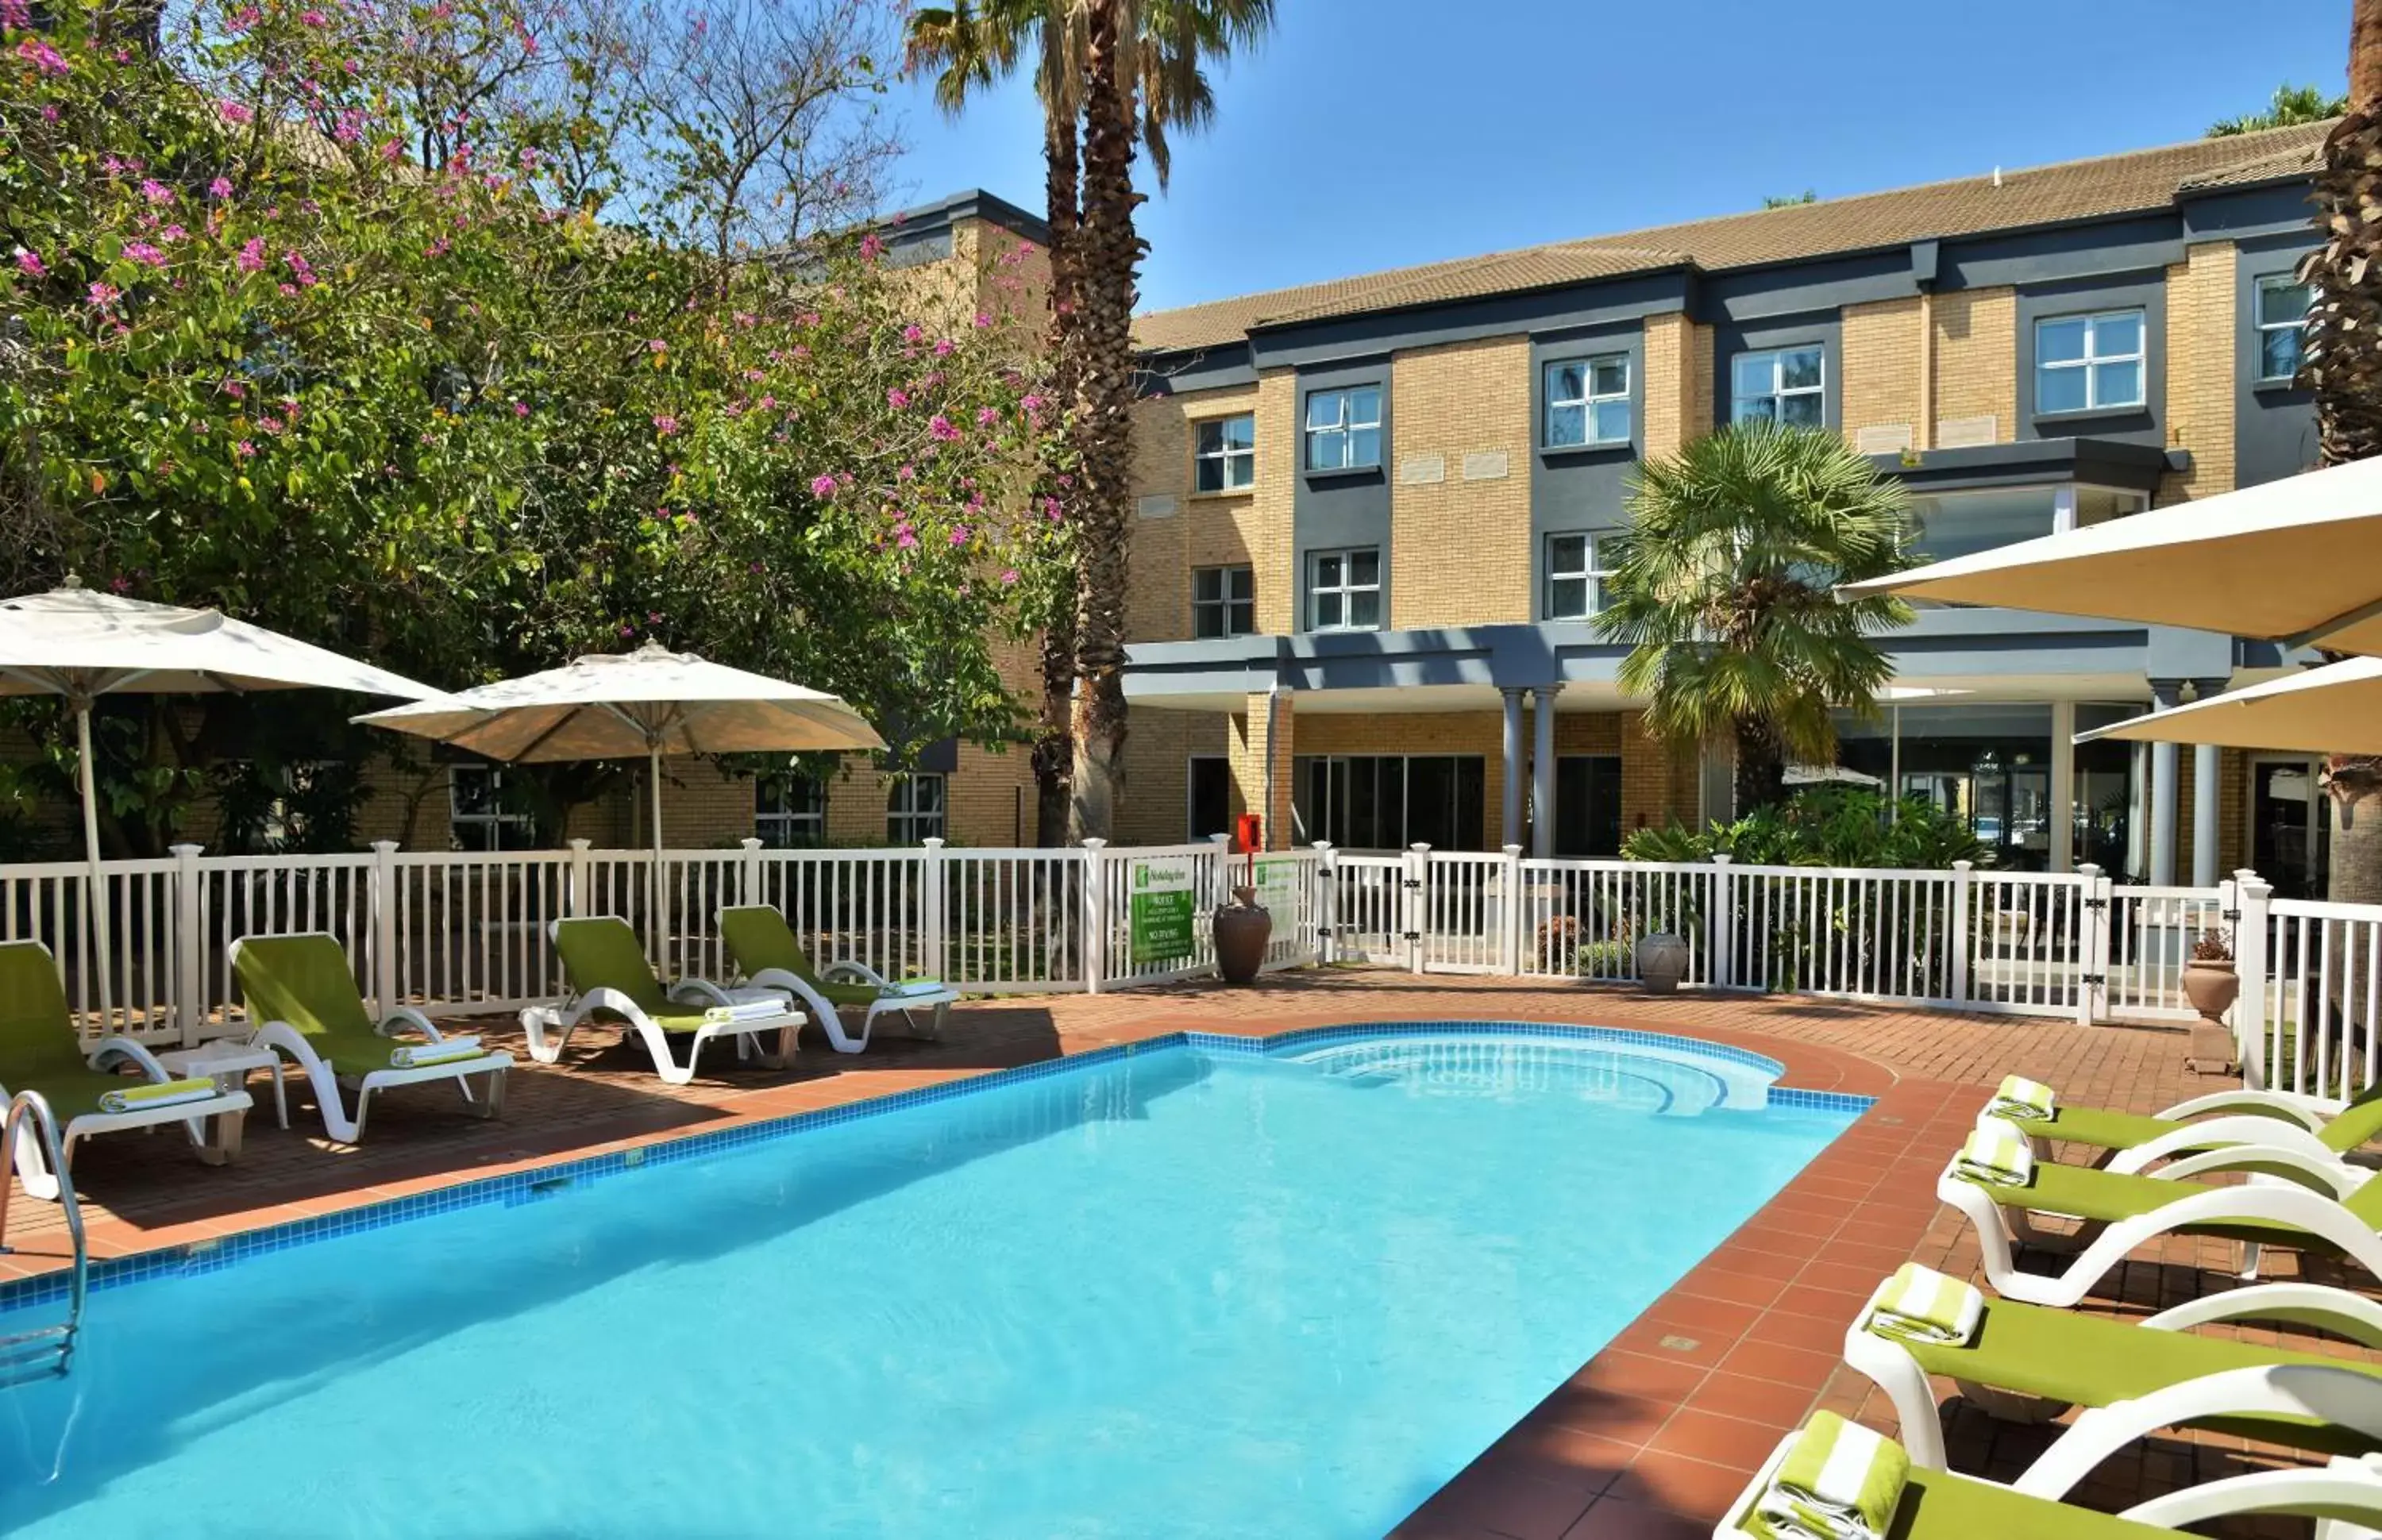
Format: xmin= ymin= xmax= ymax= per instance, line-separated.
xmin=884 ymin=0 xmax=2351 ymax=316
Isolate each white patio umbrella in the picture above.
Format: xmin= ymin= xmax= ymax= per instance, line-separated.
xmin=0 ymin=580 xmax=445 ymax=1023
xmin=2078 ymin=657 xmax=2382 ymax=756
xmin=1840 ymin=456 xmax=2382 ymax=656
xmin=353 ymin=641 xmax=885 ymax=922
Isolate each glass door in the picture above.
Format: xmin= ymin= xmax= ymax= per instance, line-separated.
xmin=2251 ymin=757 xmax=2327 ymax=899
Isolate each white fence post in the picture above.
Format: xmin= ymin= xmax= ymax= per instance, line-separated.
xmin=1208 ymin=832 xmax=1234 ymax=906
xmin=1082 ymin=838 xmax=1108 ymax=994
xmin=1498 ymin=843 xmax=1524 ymax=976
xmin=172 ymin=842 xmax=205 ymax=1045
xmin=738 ymin=836 xmax=763 ymax=908
xmin=1404 ymin=842 xmax=1431 ymax=975
xmin=920 ymin=837 xmax=948 ymax=984
xmin=2075 ymin=863 xmax=2106 ymax=1027
xmin=370 ymin=839 xmax=401 ymax=1021
xmin=2233 ymin=869 xmax=2273 ymax=1089
xmin=1948 ymin=859 xmax=1974 ymax=1003
xmin=566 ymin=837 xmax=594 ymax=918
xmin=1708 ymin=853 xmax=1734 ymax=990
xmin=1314 ymin=841 xmax=1337 ymax=964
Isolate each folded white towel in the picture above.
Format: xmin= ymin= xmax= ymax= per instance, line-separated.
xmin=1864 ymin=1263 xmax=1985 ymax=1346
xmin=1952 ymin=1117 xmax=2034 ymax=1188
xmin=1987 ymin=1074 xmax=2056 ymax=1122
xmin=391 ymin=1036 xmax=484 ymax=1068
xmin=700 ymin=999 xmax=786 ymax=1026
xmin=98 ymin=1080 xmax=218 ymax=1115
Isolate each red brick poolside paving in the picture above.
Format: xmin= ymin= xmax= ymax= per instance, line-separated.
xmin=0 ymin=969 xmax=2357 ymax=1538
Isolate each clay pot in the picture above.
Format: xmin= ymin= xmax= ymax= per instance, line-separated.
xmin=2182 ymin=959 xmax=2240 ymax=1075
xmin=1635 ymin=932 xmax=1690 ymax=995
xmin=1212 ymin=887 xmax=1272 ymax=987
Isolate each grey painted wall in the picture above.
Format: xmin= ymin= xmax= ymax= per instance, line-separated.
xmin=1244 ymin=271 xmax=1692 ymax=374
xmin=1528 ymin=321 xmax=1644 ymax=619
xmin=2014 ymin=272 xmax=2167 ymax=448
xmin=1290 ymin=358 xmax=1393 ymax=631
xmin=2185 ymin=183 xmax=2327 ymax=244
xmin=1710 ymin=313 xmax=1844 ymax=432
xmin=2234 ymin=232 xmax=2320 ymax=489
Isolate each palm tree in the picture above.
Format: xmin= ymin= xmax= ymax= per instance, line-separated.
xmin=1595 ymin=425 xmax=1915 ymax=813
xmin=2307 ymin=1 xmax=2382 ymax=907
xmin=2210 ymin=83 xmax=2346 ymax=137
xmin=905 ymin=0 xmax=1272 ymax=844
xmin=1066 ymin=0 xmax=1270 ymax=841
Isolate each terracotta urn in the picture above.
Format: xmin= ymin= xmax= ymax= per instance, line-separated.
xmin=1212 ymin=886 xmax=1272 ymax=987
xmin=1635 ymin=932 xmax=1690 ymax=995
xmin=2181 ymin=959 xmax=2240 ymax=1074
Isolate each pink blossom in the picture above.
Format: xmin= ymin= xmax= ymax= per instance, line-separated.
xmin=976 ymin=407 xmax=998 ymax=427
xmin=901 ymin=324 xmax=925 ymax=344
xmin=283 ymin=250 xmax=317 ymax=287
xmin=380 ymin=140 xmax=403 ymax=162
xmin=757 ymin=395 xmax=775 ymax=411
xmin=233 ymin=440 xmax=256 ymax=458
xmin=949 ymin=526 xmax=970 ymax=548
xmin=647 ymin=338 xmax=666 ymax=353
xmin=222 ymin=380 xmax=245 ymax=398
xmin=858 ymin=233 xmax=885 ymax=261
xmin=159 ymin=224 xmax=186 ymax=243
xmin=732 ymin=311 xmax=755 ymax=329
xmin=85 ymin=280 xmax=119 ymax=308
xmin=108 ymin=575 xmax=132 ymax=593
xmin=513 ymin=401 xmax=529 ymax=417
xmin=896 ymin=529 xmax=919 ymax=551
xmin=651 ymin=414 xmax=679 ymax=437
xmin=16 ymin=37 xmax=67 ymax=75
xmin=236 ymin=237 xmax=266 ymax=272
xmin=40 ymin=105 xmax=57 ymax=122
xmin=138 ymin=179 xmax=174 ymax=206
xmin=13 ymin=249 xmax=45 ymax=278
xmin=217 ymin=100 xmax=254 ymax=126
xmin=927 ymin=414 xmax=961 ymax=444
xmin=885 ymin=388 xmax=909 ymax=410
xmin=790 ymin=344 xmax=809 ymax=360
xmin=1 ymin=0 xmax=29 ymax=28
xmin=809 ymin=474 xmax=838 ymax=499
xmin=300 ymin=8 xmax=326 ymax=23
xmin=256 ymin=415 xmax=283 ymax=434
xmin=896 ymin=464 xmax=915 ymax=482
xmin=973 ymin=310 xmax=993 ymax=329
xmin=122 ymin=241 xmax=165 ymax=268
xmin=933 ymin=338 xmax=954 ymax=357
xmin=1000 ymin=568 xmax=1020 ymax=586
xmin=208 ymin=178 xmax=234 ymax=200
xmin=1021 ymin=394 xmax=1045 ymax=413
xmin=226 ymin=5 xmax=260 ymax=29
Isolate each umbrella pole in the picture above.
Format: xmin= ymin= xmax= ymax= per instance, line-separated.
xmin=1890 ymin=706 xmax=1902 ymax=826
xmin=75 ymin=703 xmax=115 ymax=1032
xmin=649 ymin=745 xmax=665 ymax=960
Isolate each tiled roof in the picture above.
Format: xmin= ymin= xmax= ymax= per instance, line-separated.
xmin=1133 ymin=121 xmax=2333 ymax=354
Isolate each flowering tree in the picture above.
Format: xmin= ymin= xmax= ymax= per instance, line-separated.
xmin=0 ymin=0 xmax=1062 ymax=853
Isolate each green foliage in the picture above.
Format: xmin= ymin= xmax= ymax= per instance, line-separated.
xmin=0 ymin=0 xmax=1067 ymax=853
xmin=2210 ymin=83 xmax=2345 ymax=137
xmin=1621 ymin=786 xmax=1991 ymax=870
xmin=1595 ymin=424 xmax=1914 ymax=807
xmin=1761 ymin=190 xmax=1817 ymax=209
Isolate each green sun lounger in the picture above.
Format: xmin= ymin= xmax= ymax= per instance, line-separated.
xmin=1937 ymin=1121 xmax=2382 ymax=1306
xmin=1717 ymin=1370 xmax=2382 ymax=1540
xmin=1843 ymin=1265 xmax=2382 ymax=1468
xmin=717 ymin=904 xmax=958 ymax=1054
xmin=0 ymin=940 xmax=252 ymax=1199
xmin=231 ymin=932 xmax=512 ymax=1143
xmin=525 ymin=916 xmax=800 ymax=1085
xmin=1992 ymin=1077 xmax=2382 ymax=1173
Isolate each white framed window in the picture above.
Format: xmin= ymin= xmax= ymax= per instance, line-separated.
xmin=1309 ymin=547 xmax=1382 ymax=631
xmin=2255 ymin=275 xmax=2312 ymax=384
xmin=1730 ymin=345 xmax=1825 ymax=426
xmin=1545 ymin=355 xmax=1631 ymax=447
xmin=2034 ymin=309 xmax=2145 ymax=414
xmin=754 ymin=776 xmax=825 ymax=848
xmin=1193 ymin=564 xmax=1255 ymax=638
xmin=886 ymin=773 xmax=946 ymax=844
xmin=449 ymin=763 xmax=534 ymax=852
xmin=1303 ymin=386 xmax=1382 ymax=472
xmin=1193 ymin=413 xmax=1255 ymax=492
xmin=1545 ymin=533 xmax=1611 ymax=618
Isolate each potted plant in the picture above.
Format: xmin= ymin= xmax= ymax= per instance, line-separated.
xmin=1212 ymin=844 xmax=1272 ymax=986
xmin=2181 ymin=928 xmax=2240 ymax=1075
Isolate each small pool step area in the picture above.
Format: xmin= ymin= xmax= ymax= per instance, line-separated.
xmin=1278 ymin=1033 xmax=1782 ymax=1115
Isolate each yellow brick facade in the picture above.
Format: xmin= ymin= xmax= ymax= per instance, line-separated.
xmin=1929 ymin=287 xmax=2017 ymax=443
xmin=2164 ymin=241 xmax=2238 ymax=499
xmin=1388 ymin=337 xmax=1534 ymax=627
xmin=1839 ymin=297 xmax=1925 ymax=449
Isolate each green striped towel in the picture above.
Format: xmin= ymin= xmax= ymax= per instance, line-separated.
xmin=390 ymin=1036 xmax=484 ymax=1069
xmin=1753 ymin=1411 xmax=1909 ymax=1540
xmin=98 ymin=1077 xmax=217 ymax=1115
xmin=1864 ymin=1263 xmax=1984 ymax=1346
xmin=700 ymin=999 xmax=784 ymax=1026
xmin=1987 ymin=1074 xmax=2056 ymax=1122
xmin=1952 ymin=1117 xmax=2033 ymax=1187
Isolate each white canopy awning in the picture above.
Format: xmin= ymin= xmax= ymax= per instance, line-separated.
xmin=2078 ymin=658 xmax=2382 ymax=755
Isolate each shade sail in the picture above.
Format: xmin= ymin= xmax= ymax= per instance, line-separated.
xmin=1840 ymin=457 xmax=2382 ymax=656
xmin=353 ymin=641 xmax=884 ymax=761
xmin=2077 ymin=657 xmax=2382 ymax=755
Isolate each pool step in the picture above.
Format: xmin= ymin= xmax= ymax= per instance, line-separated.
xmin=0 ymin=1321 xmax=75 ymax=1385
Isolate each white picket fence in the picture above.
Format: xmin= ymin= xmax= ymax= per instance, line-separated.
xmin=1 ymin=834 xmax=2368 ymax=1097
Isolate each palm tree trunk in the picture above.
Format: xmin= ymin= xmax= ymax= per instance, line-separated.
xmin=1031 ymin=91 xmax=1083 ymax=847
xmin=1064 ymin=0 xmax=1139 ymax=841
xmin=1733 ymin=719 xmax=1786 ymax=814
xmin=2315 ymin=0 xmax=2382 ymax=1059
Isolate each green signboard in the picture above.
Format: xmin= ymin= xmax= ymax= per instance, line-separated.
xmin=1128 ymin=857 xmax=1198 ymax=965
xmin=1254 ymin=857 xmax=1301 ymax=918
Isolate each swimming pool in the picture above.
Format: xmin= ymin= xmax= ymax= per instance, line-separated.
xmin=0 ymin=1024 xmax=1861 ymax=1538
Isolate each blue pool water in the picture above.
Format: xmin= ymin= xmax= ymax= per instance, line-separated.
xmin=0 ymin=1029 xmax=1856 ymax=1538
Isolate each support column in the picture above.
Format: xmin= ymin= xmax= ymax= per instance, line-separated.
xmin=1499 ymin=688 xmax=1525 ymax=851
xmin=2148 ymin=679 xmax=2183 ymax=887
xmin=2049 ymin=700 xmax=2076 ymax=873
xmin=2191 ymin=677 xmax=2229 ymax=888
xmin=1530 ymin=683 xmax=1559 ymax=859
xmin=1229 ymin=689 xmax=1296 ymax=850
